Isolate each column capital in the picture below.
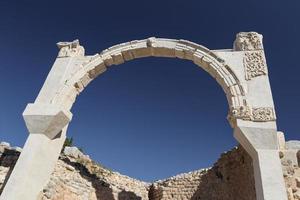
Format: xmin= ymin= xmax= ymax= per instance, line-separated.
xmin=56 ymin=39 xmax=85 ymax=58
xmin=233 ymin=32 xmax=263 ymax=51
xmin=23 ymin=103 xmax=72 ymax=139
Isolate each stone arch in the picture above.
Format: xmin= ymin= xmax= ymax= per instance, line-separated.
xmin=51 ymin=38 xmax=246 ymax=122
xmin=0 ymin=33 xmax=289 ymax=200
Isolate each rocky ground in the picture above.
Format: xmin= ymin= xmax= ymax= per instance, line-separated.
xmin=0 ymin=141 xmax=299 ymax=200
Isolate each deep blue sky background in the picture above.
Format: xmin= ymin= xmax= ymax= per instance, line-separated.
xmin=0 ymin=0 xmax=299 ymax=182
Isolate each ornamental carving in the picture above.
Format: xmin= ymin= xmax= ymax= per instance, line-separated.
xmin=244 ymin=51 xmax=267 ymax=80
xmin=252 ymin=107 xmax=276 ymax=122
xmin=230 ymin=106 xmax=276 ymax=122
xmin=231 ymin=106 xmax=252 ymax=120
xmin=57 ymin=39 xmax=85 ymax=58
xmin=234 ymin=32 xmax=263 ymax=51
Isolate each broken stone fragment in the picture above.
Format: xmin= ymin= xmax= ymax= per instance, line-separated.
xmin=296 ymin=177 xmax=300 ymax=188
xmin=0 ymin=142 xmax=10 ymax=147
xmin=287 ymin=188 xmax=295 ymax=200
xmin=65 ymin=165 xmax=75 ymax=171
xmin=63 ymin=146 xmax=84 ymax=159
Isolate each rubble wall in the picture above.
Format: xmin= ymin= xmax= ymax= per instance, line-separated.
xmin=0 ymin=141 xmax=299 ymax=200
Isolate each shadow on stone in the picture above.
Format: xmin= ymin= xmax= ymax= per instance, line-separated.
xmin=190 ymin=146 xmax=256 ymax=200
xmin=118 ymin=190 xmax=142 ymax=200
xmin=0 ymin=146 xmax=257 ymax=200
xmin=0 ymin=149 xmax=20 ymax=194
xmin=62 ymin=157 xmax=115 ymax=200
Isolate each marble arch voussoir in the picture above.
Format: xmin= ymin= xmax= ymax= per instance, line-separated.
xmin=52 ymin=38 xmax=246 ymax=121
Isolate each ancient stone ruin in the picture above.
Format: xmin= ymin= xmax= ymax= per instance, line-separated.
xmin=0 ymin=32 xmax=297 ymax=200
xmin=0 ymin=139 xmax=299 ymax=200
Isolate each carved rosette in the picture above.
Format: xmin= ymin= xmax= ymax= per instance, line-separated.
xmin=244 ymin=51 xmax=268 ymax=80
xmin=57 ymin=39 xmax=85 ymax=58
xmin=234 ymin=32 xmax=263 ymax=51
xmin=230 ymin=106 xmax=276 ymax=122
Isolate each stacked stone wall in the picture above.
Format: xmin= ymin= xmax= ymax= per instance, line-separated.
xmin=0 ymin=144 xmax=149 ymax=200
xmin=281 ymin=141 xmax=300 ymax=200
xmin=0 ymin=141 xmax=300 ymax=200
xmin=150 ymin=146 xmax=256 ymax=200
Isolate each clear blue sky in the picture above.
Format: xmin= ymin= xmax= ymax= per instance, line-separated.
xmin=0 ymin=0 xmax=299 ymax=182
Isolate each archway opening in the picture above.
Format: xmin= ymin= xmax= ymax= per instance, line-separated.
xmin=68 ymin=57 xmax=237 ymax=182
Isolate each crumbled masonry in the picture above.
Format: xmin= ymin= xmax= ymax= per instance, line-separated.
xmin=1 ymin=141 xmax=299 ymax=200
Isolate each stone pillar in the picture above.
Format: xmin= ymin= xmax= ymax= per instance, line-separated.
xmin=0 ymin=133 xmax=66 ymax=200
xmin=0 ymin=104 xmax=72 ymax=200
xmin=234 ymin=125 xmax=288 ymax=200
xmin=0 ymin=40 xmax=83 ymax=200
xmin=231 ymin=32 xmax=288 ymax=200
